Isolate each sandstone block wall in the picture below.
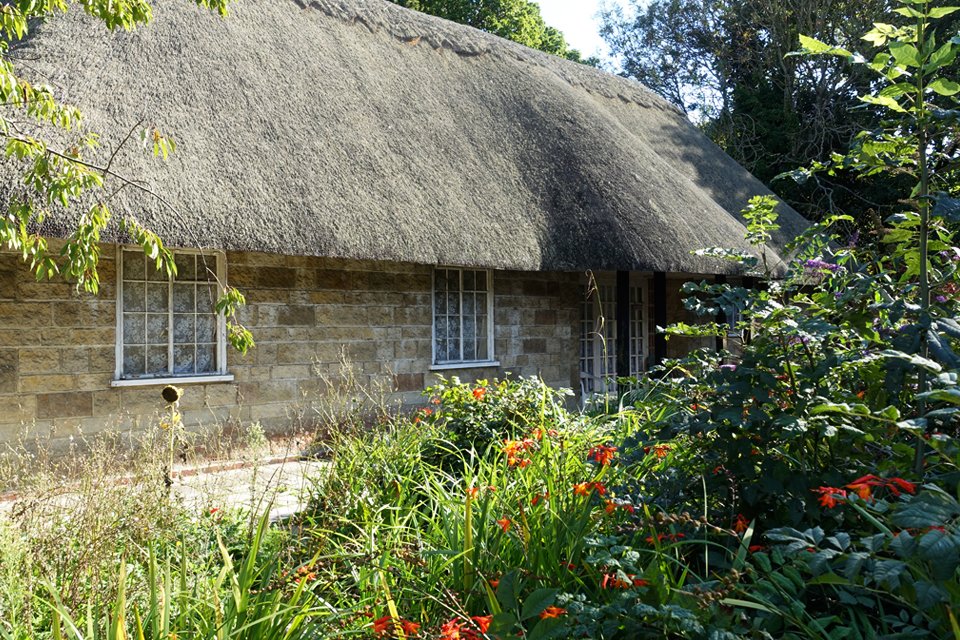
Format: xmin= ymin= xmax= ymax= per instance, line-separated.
xmin=0 ymin=248 xmax=583 ymax=446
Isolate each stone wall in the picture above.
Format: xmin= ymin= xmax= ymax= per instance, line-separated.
xmin=0 ymin=248 xmax=582 ymax=446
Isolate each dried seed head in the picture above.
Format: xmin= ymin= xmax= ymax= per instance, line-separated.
xmin=162 ymin=385 xmax=183 ymax=404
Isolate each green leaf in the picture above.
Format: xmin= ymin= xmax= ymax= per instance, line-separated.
xmin=519 ymin=588 xmax=558 ymax=621
xmin=928 ymin=6 xmax=960 ymax=18
xmin=889 ymin=41 xmax=921 ymax=67
xmin=928 ymin=77 xmax=960 ymax=95
xmin=860 ymin=94 xmax=907 ymax=113
xmin=797 ymin=34 xmax=851 ymax=58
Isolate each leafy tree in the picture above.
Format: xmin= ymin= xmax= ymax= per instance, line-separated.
xmin=599 ymin=0 xmax=917 ymax=225
xmin=388 ymin=0 xmax=597 ymax=64
xmin=0 ymin=0 xmax=253 ymax=352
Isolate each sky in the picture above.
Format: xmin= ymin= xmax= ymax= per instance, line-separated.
xmin=536 ymin=0 xmax=614 ymax=59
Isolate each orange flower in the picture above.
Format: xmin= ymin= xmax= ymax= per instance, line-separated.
xmin=531 ymin=491 xmax=549 ymax=506
xmin=439 ymin=619 xmax=462 ymax=640
xmin=497 ymin=517 xmax=511 ymax=532
xmin=539 ymin=606 xmax=566 ymax=619
xmin=372 ymin=616 xmax=392 ymax=636
xmin=887 ymin=477 xmax=917 ymax=496
xmin=588 ymin=444 xmax=617 ymax=466
xmin=489 ymin=578 xmax=499 ymax=589
xmin=845 ymin=475 xmax=882 ymax=500
xmin=473 ymin=387 xmax=487 ymax=401
xmin=573 ymin=482 xmax=591 ymax=496
xmin=733 ymin=514 xmax=750 ymax=533
xmin=653 ymin=444 xmax=672 ymax=458
xmin=518 ymin=458 xmax=532 ymax=469
xmin=604 ymin=500 xmax=617 ymax=515
xmin=471 ymin=616 xmax=492 ymax=633
xmin=467 ymin=486 xmax=480 ymax=499
xmin=812 ymin=486 xmax=847 ymax=508
xmin=591 ymin=481 xmax=607 ymax=496
xmin=401 ymin=620 xmax=421 ymax=635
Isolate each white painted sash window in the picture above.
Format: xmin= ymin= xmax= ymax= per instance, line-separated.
xmin=432 ymin=268 xmax=495 ymax=366
xmin=115 ymin=248 xmax=228 ymax=382
xmin=579 ymin=278 xmax=648 ymax=395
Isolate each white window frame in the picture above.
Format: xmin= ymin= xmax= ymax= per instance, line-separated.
xmin=112 ymin=246 xmax=233 ymax=387
xmin=430 ymin=267 xmax=499 ymax=370
xmin=579 ymin=274 xmax=648 ymax=396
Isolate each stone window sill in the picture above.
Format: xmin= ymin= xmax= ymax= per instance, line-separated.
xmin=429 ymin=361 xmax=501 ymax=372
xmin=110 ymin=374 xmax=235 ymax=388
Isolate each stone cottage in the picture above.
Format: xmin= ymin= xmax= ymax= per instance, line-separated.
xmin=0 ymin=0 xmax=807 ymax=444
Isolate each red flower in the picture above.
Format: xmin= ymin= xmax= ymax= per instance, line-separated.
xmin=401 ymin=620 xmax=421 ymax=635
xmin=588 ymin=444 xmax=617 ymax=466
xmin=846 ymin=474 xmax=882 ymax=500
xmin=439 ymin=619 xmax=463 ymax=640
xmin=886 ymin=477 xmax=917 ymax=496
xmin=473 ymin=387 xmax=487 ymax=401
xmin=591 ymin=481 xmax=607 ymax=496
xmin=812 ymin=486 xmax=847 ymax=508
xmin=539 ymin=606 xmax=566 ymax=619
xmin=372 ymin=616 xmax=392 ymax=636
xmin=733 ymin=514 xmax=750 ymax=533
xmin=748 ymin=545 xmax=766 ymax=553
xmin=471 ymin=616 xmax=492 ymax=633
xmin=497 ymin=517 xmax=511 ymax=532
xmin=531 ymin=491 xmax=549 ymax=506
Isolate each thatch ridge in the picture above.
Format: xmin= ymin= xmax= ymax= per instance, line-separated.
xmin=10 ymin=0 xmax=809 ymax=274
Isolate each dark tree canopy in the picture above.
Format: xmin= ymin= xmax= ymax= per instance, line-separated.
xmin=600 ymin=0 xmax=914 ymax=225
xmin=388 ymin=0 xmax=597 ymax=64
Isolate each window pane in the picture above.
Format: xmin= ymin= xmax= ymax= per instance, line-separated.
xmin=173 ymin=283 xmax=195 ymax=313
xmin=123 ymin=252 xmax=145 ymax=281
xmin=464 ymin=293 xmax=475 ymax=315
xmin=123 ymin=346 xmax=145 ymax=376
xmin=435 ymin=315 xmax=447 ymax=340
xmin=123 ymin=314 xmax=145 ymax=345
xmin=196 ymin=315 xmax=216 ymax=343
xmin=147 ymin=313 xmax=168 ymax=344
xmin=474 ymin=271 xmax=487 ymax=292
xmin=475 ymin=292 xmax=487 ymax=314
xmin=436 ymin=339 xmax=448 ymax=362
xmin=197 ymin=284 xmax=218 ymax=311
xmin=477 ymin=337 xmax=488 ymax=360
xmin=147 ymin=259 xmax=167 ymax=282
xmin=463 ymin=337 xmax=476 ymax=361
xmin=447 ymin=292 xmax=459 ymax=315
xmin=464 ymin=314 xmax=476 ymax=340
xmin=146 ymin=283 xmax=168 ymax=313
xmin=174 ymin=254 xmax=196 ymax=280
xmin=198 ymin=256 xmax=218 ymax=281
xmin=448 ymin=315 xmax=461 ymax=341
xmin=463 ymin=270 xmax=475 ymax=291
xmin=434 ymin=292 xmax=447 ymax=316
xmin=173 ymin=314 xmax=195 ymax=344
xmin=123 ymin=281 xmax=146 ymax=313
xmin=447 ymin=340 xmax=459 ymax=362
xmin=174 ymin=345 xmax=195 ymax=374
xmin=435 ymin=270 xmax=447 ymax=292
xmin=196 ymin=344 xmax=216 ymax=373
xmin=147 ymin=346 xmax=168 ymax=374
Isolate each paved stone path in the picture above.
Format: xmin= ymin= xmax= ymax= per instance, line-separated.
xmin=0 ymin=456 xmax=329 ymax=520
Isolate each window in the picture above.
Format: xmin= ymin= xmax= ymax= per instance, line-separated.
xmin=432 ymin=268 xmax=494 ymax=365
xmin=579 ymin=278 xmax=647 ymax=395
xmin=115 ymin=248 xmax=228 ymax=382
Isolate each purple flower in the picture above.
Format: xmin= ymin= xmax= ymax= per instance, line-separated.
xmin=719 ymin=364 xmax=737 ymax=372
xmin=935 ymin=295 xmax=948 ymax=303
xmin=847 ymin=231 xmax=859 ymax=248
xmin=803 ymin=259 xmax=840 ymax=272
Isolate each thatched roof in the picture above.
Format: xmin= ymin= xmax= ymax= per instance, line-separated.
xmin=12 ymin=0 xmax=808 ymax=273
